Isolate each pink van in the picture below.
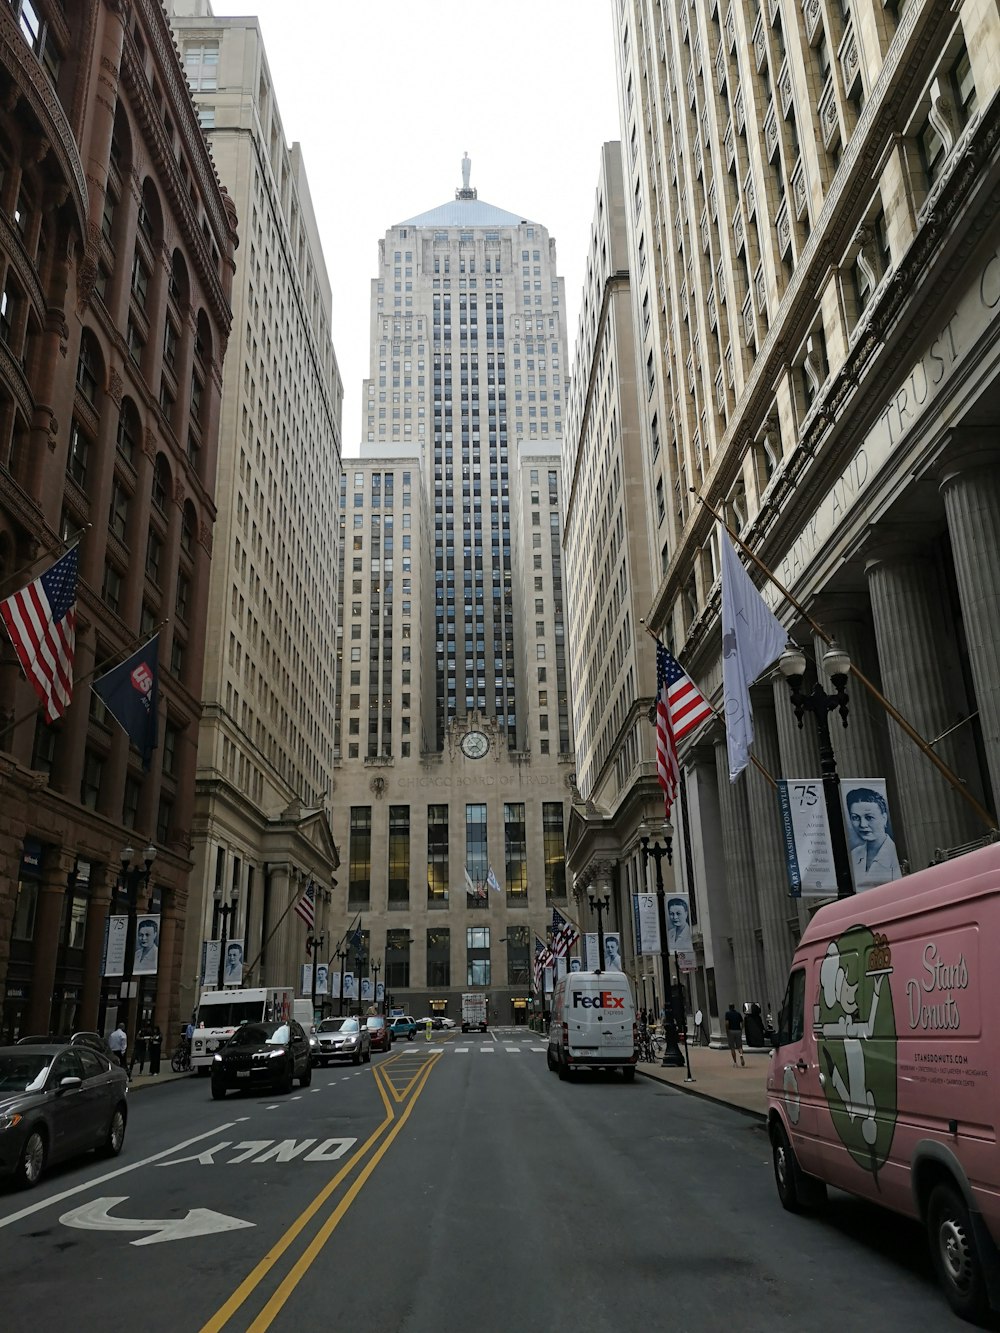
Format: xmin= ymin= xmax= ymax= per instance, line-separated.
xmin=766 ymin=841 xmax=1000 ymax=1324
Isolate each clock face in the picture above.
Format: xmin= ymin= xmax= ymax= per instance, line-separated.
xmin=461 ymin=730 xmax=490 ymax=759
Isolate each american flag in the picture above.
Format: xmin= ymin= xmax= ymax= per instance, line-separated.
xmin=0 ymin=546 xmax=79 ymax=722
xmin=550 ymin=906 xmax=579 ymax=958
xmin=659 ymin=641 xmax=713 ymax=742
xmin=293 ymin=880 xmax=316 ymax=928
xmin=533 ymin=935 xmax=554 ymax=989
xmin=656 ymin=641 xmax=712 ymax=819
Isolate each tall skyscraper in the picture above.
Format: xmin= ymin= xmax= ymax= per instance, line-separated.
xmin=166 ymin=2 xmax=342 ymax=1015
xmin=330 ymin=160 xmax=577 ymax=1023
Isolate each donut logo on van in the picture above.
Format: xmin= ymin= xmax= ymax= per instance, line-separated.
xmin=815 ymin=926 xmax=898 ymax=1177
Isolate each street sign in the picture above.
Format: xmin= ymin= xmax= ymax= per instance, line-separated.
xmin=60 ymin=1196 xmax=253 ymax=1246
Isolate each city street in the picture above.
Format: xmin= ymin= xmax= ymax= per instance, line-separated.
xmin=0 ymin=1030 xmax=967 ymax=1332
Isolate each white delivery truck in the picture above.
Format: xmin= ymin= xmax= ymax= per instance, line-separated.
xmin=546 ymin=971 xmax=637 ymax=1081
xmin=461 ymin=992 xmax=488 ymax=1033
xmin=190 ymin=986 xmax=294 ymax=1072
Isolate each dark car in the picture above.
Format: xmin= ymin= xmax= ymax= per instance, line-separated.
xmin=17 ymin=1031 xmax=114 ymax=1060
xmin=211 ymin=1021 xmax=312 ymax=1099
xmin=315 ymin=1017 xmax=371 ymax=1066
xmin=0 ymin=1044 xmax=129 ymax=1190
xmin=364 ymin=1016 xmax=392 ymax=1052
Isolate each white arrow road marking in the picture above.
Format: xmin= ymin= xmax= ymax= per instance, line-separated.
xmin=0 ymin=1122 xmax=243 ymax=1232
xmin=156 ymin=1141 xmax=232 ymax=1167
xmin=60 ymin=1196 xmax=254 ymax=1247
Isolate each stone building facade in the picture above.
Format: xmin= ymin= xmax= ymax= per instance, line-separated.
xmin=328 ymin=168 xmax=575 ymax=1024
xmin=165 ymin=2 xmax=343 ymax=1019
xmin=603 ymin=0 xmax=1000 ymax=1034
xmin=0 ymin=0 xmax=236 ymax=1042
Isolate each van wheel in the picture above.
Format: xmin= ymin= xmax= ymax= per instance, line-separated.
xmin=927 ymin=1182 xmax=990 ymax=1323
xmin=557 ymin=1060 xmax=569 ymax=1081
xmin=622 ymin=1067 xmax=636 ymax=1083
xmin=772 ymin=1122 xmax=825 ymax=1212
xmin=546 ymin=1049 xmax=556 ymax=1072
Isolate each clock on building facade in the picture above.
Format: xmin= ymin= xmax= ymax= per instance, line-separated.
xmin=460 ymin=731 xmax=490 ymax=759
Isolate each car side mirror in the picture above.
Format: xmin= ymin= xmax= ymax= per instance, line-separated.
xmin=59 ymin=1076 xmax=83 ymax=1091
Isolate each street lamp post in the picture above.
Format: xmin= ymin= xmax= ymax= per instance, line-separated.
xmin=778 ymin=641 xmax=855 ymax=900
xmin=371 ymin=958 xmax=381 ymax=1014
xmin=117 ymin=843 xmax=157 ymax=1049
xmin=639 ymin=822 xmax=691 ymax=1075
xmin=214 ymin=885 xmax=239 ymax=989
xmin=355 ymin=947 xmax=367 ymax=1013
xmin=587 ymin=886 xmax=610 ymax=973
xmin=335 ymin=947 xmax=348 ymax=1016
xmin=307 ymin=930 xmax=325 ymax=1019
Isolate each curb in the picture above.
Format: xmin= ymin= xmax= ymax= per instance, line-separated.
xmin=637 ymin=1066 xmax=767 ymax=1123
xmin=128 ymin=1071 xmax=193 ymax=1093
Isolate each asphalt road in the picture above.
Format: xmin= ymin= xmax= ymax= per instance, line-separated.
xmin=0 ymin=1028 xmax=971 ymax=1332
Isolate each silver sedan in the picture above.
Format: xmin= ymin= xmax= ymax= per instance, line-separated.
xmin=313 ymin=1017 xmax=371 ymax=1066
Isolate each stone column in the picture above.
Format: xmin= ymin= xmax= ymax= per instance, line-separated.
xmin=680 ymin=742 xmax=735 ymax=1043
xmin=26 ymin=846 xmax=75 ymax=1033
xmin=79 ymin=862 xmax=112 ymax=1030
xmin=154 ymin=891 xmax=181 ymax=1037
xmin=745 ymin=692 xmax=797 ymax=1014
xmin=940 ymin=449 xmax=1000 ymax=815
xmin=865 ymin=543 xmax=982 ymax=867
xmin=714 ymin=737 xmax=768 ymax=1009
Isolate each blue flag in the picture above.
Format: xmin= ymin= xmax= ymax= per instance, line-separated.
xmin=92 ymin=634 xmax=159 ymax=771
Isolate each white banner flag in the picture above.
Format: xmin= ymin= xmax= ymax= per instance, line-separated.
xmin=721 ymin=531 xmax=786 ymax=782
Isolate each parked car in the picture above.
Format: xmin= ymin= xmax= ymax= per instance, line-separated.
xmin=211 ymin=1021 xmax=311 ymax=1098
xmin=364 ymin=1016 xmax=392 ymax=1052
xmin=0 ymin=1044 xmax=129 ymax=1189
xmin=416 ymin=1016 xmax=444 ymax=1031
xmin=16 ymin=1031 xmax=114 ymax=1060
xmin=389 ymin=1015 xmax=417 ymax=1042
xmin=315 ymin=1016 xmax=371 ymax=1066
xmin=440 ymin=1017 xmax=458 ymax=1030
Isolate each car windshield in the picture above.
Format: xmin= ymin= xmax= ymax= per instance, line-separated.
xmin=365 ymin=1018 xmax=385 ymax=1029
xmin=226 ymin=1023 xmax=289 ymax=1047
xmin=318 ymin=1018 xmax=359 ymax=1033
xmin=0 ymin=1052 xmax=51 ymax=1090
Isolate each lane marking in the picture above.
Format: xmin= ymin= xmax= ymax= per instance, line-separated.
xmin=480 ymin=1047 xmax=495 ymax=1054
xmin=0 ymin=1122 xmax=243 ymax=1231
xmin=60 ymin=1196 xmax=253 ymax=1247
xmin=199 ymin=1067 xmax=395 ymax=1333
xmin=247 ymin=1058 xmax=439 ymax=1332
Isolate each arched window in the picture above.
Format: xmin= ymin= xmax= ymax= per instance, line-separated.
xmin=152 ymin=453 xmax=171 ymax=514
xmin=75 ymin=330 xmax=102 ymax=406
xmin=138 ymin=177 xmax=163 ymax=247
xmin=169 ymin=249 xmax=189 ymax=308
xmin=116 ymin=397 xmax=141 ymax=463
xmin=195 ymin=309 xmax=213 ymax=365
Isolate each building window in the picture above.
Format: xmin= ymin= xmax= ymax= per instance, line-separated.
xmin=388 ymin=805 xmax=410 ymax=908
xmin=466 ymin=926 xmax=490 ymax=986
xmin=349 ymin=806 xmax=372 ymax=908
xmin=80 ymin=750 xmax=103 ymax=810
xmin=504 ymin=803 xmax=527 ymax=902
xmin=427 ymin=804 xmax=449 ymax=906
xmin=76 ymin=333 xmax=99 ymax=405
xmin=385 ymin=928 xmax=410 ymax=989
xmin=183 ymin=41 xmax=219 ymax=91
xmin=426 ymin=928 xmax=451 ymax=987
xmin=109 ymin=479 xmax=130 ymax=542
xmin=145 ymin=530 xmax=162 ymax=584
xmin=102 ymin=562 xmax=121 ymax=612
xmin=67 ymin=420 xmax=90 ymax=488
xmin=543 ymin=802 xmax=566 ymax=899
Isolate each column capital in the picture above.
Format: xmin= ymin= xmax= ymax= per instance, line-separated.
xmin=859 ymin=523 xmax=927 ymax=575
xmin=937 ymin=429 xmax=1000 ymax=491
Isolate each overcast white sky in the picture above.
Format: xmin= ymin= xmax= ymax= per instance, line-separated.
xmin=209 ymin=0 xmax=621 ymax=456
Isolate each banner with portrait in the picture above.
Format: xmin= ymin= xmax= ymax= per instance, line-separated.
xmin=584 ymin=932 xmax=625 ymax=971
xmin=840 ymin=778 xmax=902 ymax=891
xmin=132 ymin=914 xmax=160 ymax=976
xmin=342 ymin=972 xmax=356 ymax=1000
xmin=663 ymin=891 xmax=695 ymax=972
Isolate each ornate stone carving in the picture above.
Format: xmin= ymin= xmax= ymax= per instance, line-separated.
xmin=142 ymin=427 xmax=157 ymax=460
xmin=107 ymin=367 xmax=123 ymax=407
xmin=173 ymin=476 xmax=186 ymax=508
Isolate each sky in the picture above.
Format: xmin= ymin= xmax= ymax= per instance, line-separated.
xmin=209 ymin=0 xmax=622 ymax=456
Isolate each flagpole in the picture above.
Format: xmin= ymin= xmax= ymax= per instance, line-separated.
xmin=0 ymin=620 xmax=169 ymax=747
xmin=0 ymin=526 xmax=91 ymax=600
xmin=639 ymin=620 xmax=777 ymax=790
xmin=694 ymin=494 xmax=997 ymax=831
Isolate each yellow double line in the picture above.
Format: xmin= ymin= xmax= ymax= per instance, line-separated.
xmin=200 ymin=1052 xmax=440 ymax=1333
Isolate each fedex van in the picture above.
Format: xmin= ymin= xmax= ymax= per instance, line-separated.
xmin=767 ymin=841 xmax=1000 ymax=1323
xmin=547 ymin=970 xmax=637 ymax=1081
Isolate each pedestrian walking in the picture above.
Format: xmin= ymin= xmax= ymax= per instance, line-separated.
xmin=108 ymin=1022 xmax=128 ymax=1070
xmin=148 ymin=1026 xmax=162 ymax=1076
xmin=724 ymin=1002 xmax=745 ymax=1067
xmin=133 ymin=1025 xmax=150 ymax=1075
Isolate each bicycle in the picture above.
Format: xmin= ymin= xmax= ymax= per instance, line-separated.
xmin=170 ymin=1042 xmax=192 ymax=1073
xmin=636 ymin=1029 xmax=656 ymax=1063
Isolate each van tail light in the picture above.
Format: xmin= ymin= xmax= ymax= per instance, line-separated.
xmin=561 ymin=1022 xmax=569 ymax=1047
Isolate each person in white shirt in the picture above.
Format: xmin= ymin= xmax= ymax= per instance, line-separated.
xmin=108 ymin=1023 xmax=128 ymax=1069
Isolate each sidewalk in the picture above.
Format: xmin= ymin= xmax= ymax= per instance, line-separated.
xmin=128 ymin=1068 xmax=192 ymax=1092
xmin=637 ymin=1042 xmax=770 ymax=1120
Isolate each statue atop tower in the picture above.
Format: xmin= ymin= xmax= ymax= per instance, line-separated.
xmin=456 ymin=151 xmax=477 ymax=200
